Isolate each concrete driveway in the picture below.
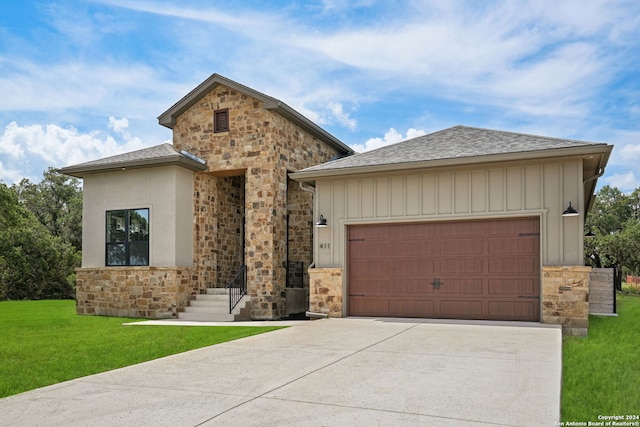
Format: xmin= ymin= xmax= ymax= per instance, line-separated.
xmin=0 ymin=318 xmax=561 ymax=426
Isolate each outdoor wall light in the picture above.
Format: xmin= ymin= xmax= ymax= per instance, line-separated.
xmin=585 ymin=229 xmax=596 ymax=238
xmin=315 ymin=215 xmax=328 ymax=227
xmin=562 ymin=202 xmax=579 ymax=217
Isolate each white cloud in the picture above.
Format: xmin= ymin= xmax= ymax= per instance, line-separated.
xmin=93 ymin=0 xmax=639 ymax=127
xmin=603 ymin=171 xmax=640 ymax=192
xmin=350 ymin=128 xmax=426 ymax=153
xmin=109 ymin=116 xmax=129 ymax=134
xmin=0 ymin=121 xmax=147 ymax=184
xmin=328 ymin=102 xmax=357 ymax=130
xmin=0 ymin=59 xmax=166 ymax=117
xmin=0 ymin=159 xmax=26 ymax=185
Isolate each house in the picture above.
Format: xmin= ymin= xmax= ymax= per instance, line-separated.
xmin=61 ymin=74 xmax=612 ymax=335
xmin=291 ymin=125 xmax=612 ymax=335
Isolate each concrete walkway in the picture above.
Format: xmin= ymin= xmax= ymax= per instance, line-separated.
xmin=0 ymin=318 xmax=561 ymax=426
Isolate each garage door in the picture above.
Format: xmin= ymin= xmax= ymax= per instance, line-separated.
xmin=348 ymin=217 xmax=540 ymax=321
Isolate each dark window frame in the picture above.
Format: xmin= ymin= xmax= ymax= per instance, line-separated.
xmin=105 ymin=208 xmax=149 ymax=267
xmin=214 ymin=108 xmax=230 ymax=133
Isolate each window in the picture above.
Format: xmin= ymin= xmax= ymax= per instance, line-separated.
xmin=106 ymin=208 xmax=149 ymax=266
xmin=214 ymin=109 xmax=229 ymax=133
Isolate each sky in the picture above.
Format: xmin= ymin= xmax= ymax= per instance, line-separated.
xmin=1 ymin=0 xmax=639 ymax=191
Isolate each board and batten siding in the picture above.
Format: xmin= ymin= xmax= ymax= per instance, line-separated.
xmin=315 ymin=159 xmax=584 ymax=268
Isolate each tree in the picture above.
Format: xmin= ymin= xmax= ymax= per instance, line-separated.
xmin=584 ymin=185 xmax=640 ymax=290
xmin=0 ymin=183 xmax=79 ymax=300
xmin=13 ymin=168 xmax=82 ymax=251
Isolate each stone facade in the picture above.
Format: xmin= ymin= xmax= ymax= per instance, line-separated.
xmin=308 ymin=267 xmax=343 ymax=317
xmin=172 ymin=84 xmax=340 ymax=319
xmin=542 ymin=265 xmax=591 ymax=336
xmin=75 ymin=267 xmax=193 ymax=318
xmin=216 ymin=175 xmax=245 ymax=288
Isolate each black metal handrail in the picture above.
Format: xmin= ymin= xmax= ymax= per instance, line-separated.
xmin=226 ymin=265 xmax=247 ymax=314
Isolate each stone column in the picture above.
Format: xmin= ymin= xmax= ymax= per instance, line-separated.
xmin=192 ymin=173 xmax=217 ymax=293
xmin=245 ymin=167 xmax=287 ymax=319
xmin=309 ymin=267 xmax=343 ymax=317
xmin=542 ymin=265 xmax=591 ymax=336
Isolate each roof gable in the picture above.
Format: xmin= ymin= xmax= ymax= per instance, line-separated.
xmin=157 ymin=73 xmax=353 ymax=155
xmin=58 ymin=143 xmax=208 ymax=178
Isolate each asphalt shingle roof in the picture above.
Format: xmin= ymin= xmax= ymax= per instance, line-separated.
xmin=301 ymin=125 xmax=608 ymax=173
xmin=59 ymin=143 xmax=207 ymax=177
xmin=76 ymin=144 xmax=180 ymax=167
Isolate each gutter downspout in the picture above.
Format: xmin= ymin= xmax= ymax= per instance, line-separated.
xmin=583 ymin=155 xmax=607 ymax=217
xmin=299 ymin=182 xmax=329 ymax=319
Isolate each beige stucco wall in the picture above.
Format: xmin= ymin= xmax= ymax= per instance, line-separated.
xmin=314 ymin=158 xmax=585 ymax=269
xmin=81 ymin=165 xmax=195 ymax=268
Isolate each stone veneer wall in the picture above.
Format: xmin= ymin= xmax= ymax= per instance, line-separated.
xmin=287 ymin=176 xmax=313 ymax=289
xmin=172 ymin=84 xmax=340 ymax=319
xmin=216 ymin=175 xmax=245 ymax=287
xmin=75 ymin=267 xmax=193 ymax=318
xmin=542 ymin=265 xmax=591 ymax=336
xmin=192 ymin=173 xmax=217 ymax=295
xmin=309 ymin=267 xmax=343 ymax=317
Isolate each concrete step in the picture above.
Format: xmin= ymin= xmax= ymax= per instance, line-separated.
xmin=183 ymin=305 xmax=230 ymax=314
xmin=178 ymin=312 xmax=236 ymax=322
xmin=190 ymin=294 xmax=227 ymax=302
xmin=177 ymin=289 xmax=251 ymax=322
xmin=189 ymin=299 xmax=229 ymax=309
xmin=206 ymin=288 xmax=229 ymax=295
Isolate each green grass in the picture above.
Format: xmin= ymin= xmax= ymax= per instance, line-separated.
xmin=562 ymin=295 xmax=640 ymax=421
xmin=0 ymin=300 xmax=284 ymax=398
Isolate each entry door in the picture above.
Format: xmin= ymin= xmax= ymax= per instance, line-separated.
xmin=347 ymin=218 xmax=540 ymax=321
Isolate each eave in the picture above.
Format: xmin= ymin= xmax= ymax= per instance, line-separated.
xmin=58 ymin=155 xmax=208 ymax=178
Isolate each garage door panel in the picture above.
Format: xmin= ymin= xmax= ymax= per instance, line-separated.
xmin=439 ymin=222 xmax=484 ymax=237
xmin=487 ymin=218 xmax=537 ymax=235
xmin=392 ymin=223 xmax=436 ymax=238
xmin=439 ymin=258 xmax=483 ymax=274
xmin=348 ymin=217 xmax=540 ymax=322
xmin=391 ymin=258 xmax=435 ymax=275
xmin=440 ymin=239 xmax=483 ymax=255
xmin=488 ymin=237 xmax=536 ymax=255
xmin=349 ymin=298 xmax=389 ymax=316
xmin=488 ymin=257 xmax=537 ymax=274
xmin=350 ymin=278 xmax=390 ymax=295
xmin=349 ymin=225 xmax=389 ymax=240
xmin=349 ymin=240 xmax=387 ymax=258
xmin=438 ymin=278 xmax=483 ymax=295
xmin=393 ymin=240 xmax=437 ymax=256
xmin=350 ymin=259 xmax=391 ymax=276
xmin=488 ymin=301 xmax=538 ymax=319
xmin=389 ymin=299 xmax=435 ymax=316
xmin=393 ymin=278 xmax=433 ymax=295
xmin=439 ymin=300 xmax=483 ymax=317
xmin=488 ymin=279 xmax=537 ymax=295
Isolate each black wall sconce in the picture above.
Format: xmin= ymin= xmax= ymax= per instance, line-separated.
xmin=562 ymin=202 xmax=579 ymax=217
xmin=315 ymin=215 xmax=328 ymax=227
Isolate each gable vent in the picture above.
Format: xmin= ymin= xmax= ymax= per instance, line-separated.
xmin=214 ymin=109 xmax=229 ymax=133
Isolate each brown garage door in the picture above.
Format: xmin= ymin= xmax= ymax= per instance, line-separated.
xmin=348 ymin=217 xmax=540 ymax=321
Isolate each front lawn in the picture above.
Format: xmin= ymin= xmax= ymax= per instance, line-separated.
xmin=562 ymin=295 xmax=640 ymax=421
xmin=0 ymin=300 xmax=284 ymax=398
